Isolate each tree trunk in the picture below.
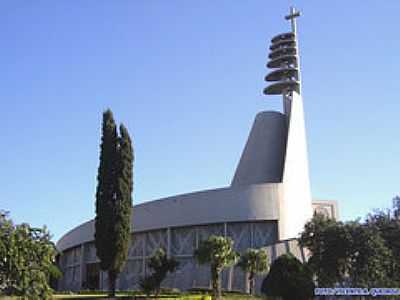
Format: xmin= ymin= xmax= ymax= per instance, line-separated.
xmin=249 ymin=272 xmax=255 ymax=295
xmin=155 ymin=285 xmax=160 ymax=298
xmin=108 ymin=270 xmax=117 ymax=297
xmin=211 ymin=267 xmax=222 ymax=300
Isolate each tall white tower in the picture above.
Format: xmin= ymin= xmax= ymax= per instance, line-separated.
xmin=264 ymin=7 xmax=313 ymax=240
xmin=232 ymin=7 xmax=312 ymax=240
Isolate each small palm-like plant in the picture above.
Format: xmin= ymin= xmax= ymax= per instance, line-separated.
xmin=238 ymin=248 xmax=269 ymax=295
xmin=139 ymin=248 xmax=179 ymax=297
xmin=194 ymin=235 xmax=239 ymax=300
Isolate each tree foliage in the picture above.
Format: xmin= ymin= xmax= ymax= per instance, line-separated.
xmin=237 ymin=248 xmax=269 ymax=295
xmin=365 ymin=196 xmax=400 ymax=285
xmin=261 ymin=253 xmax=314 ymax=300
xmin=393 ymin=196 xmax=400 ymax=218
xmin=299 ymin=208 xmax=398 ymax=288
xmin=347 ymin=221 xmax=392 ymax=287
xmin=139 ymin=248 xmax=179 ymax=297
xmin=194 ymin=235 xmax=238 ymax=300
xmin=0 ymin=212 xmax=61 ymax=299
xmin=95 ymin=109 xmax=118 ymax=272
xmin=94 ymin=109 xmax=134 ymax=296
xmin=299 ymin=213 xmax=351 ymax=286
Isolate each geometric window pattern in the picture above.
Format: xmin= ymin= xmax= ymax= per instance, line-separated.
xmin=171 ymin=227 xmax=195 ymax=256
xmin=129 ymin=233 xmax=145 ymax=258
xmin=145 ymin=229 xmax=167 ymax=257
xmin=59 ymin=246 xmax=81 ymax=291
xmin=227 ymin=223 xmax=251 ymax=252
xmin=253 ymin=222 xmax=277 ymax=248
xmin=58 ymin=221 xmax=287 ymax=292
xmin=197 ymin=224 xmax=224 ymax=242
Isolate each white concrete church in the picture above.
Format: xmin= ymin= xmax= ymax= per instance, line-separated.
xmin=56 ymin=8 xmax=338 ymax=293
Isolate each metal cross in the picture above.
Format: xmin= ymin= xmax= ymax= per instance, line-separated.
xmin=285 ymin=6 xmax=301 ymax=34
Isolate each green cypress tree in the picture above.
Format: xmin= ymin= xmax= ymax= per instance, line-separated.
xmin=95 ymin=110 xmax=133 ymax=296
xmin=109 ymin=124 xmax=134 ymax=294
xmin=95 ymin=109 xmax=118 ymax=273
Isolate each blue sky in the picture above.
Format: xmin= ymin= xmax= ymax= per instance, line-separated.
xmin=1 ymin=1 xmax=399 ymax=241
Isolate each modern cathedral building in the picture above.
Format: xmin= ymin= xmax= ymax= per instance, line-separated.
xmin=57 ymin=8 xmax=338 ymax=293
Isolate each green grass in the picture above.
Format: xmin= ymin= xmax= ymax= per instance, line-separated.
xmin=2 ymin=293 xmax=263 ymax=300
xmin=51 ymin=294 xmax=262 ymax=300
xmin=53 ymin=295 xmax=108 ymax=299
xmin=219 ymin=296 xmax=262 ymax=300
xmin=52 ymin=295 xmax=207 ymax=300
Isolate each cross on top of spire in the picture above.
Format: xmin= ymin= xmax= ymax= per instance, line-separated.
xmin=285 ymin=7 xmax=301 ymax=34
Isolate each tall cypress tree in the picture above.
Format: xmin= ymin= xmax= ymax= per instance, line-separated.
xmin=95 ymin=109 xmax=118 ymax=273
xmin=95 ymin=110 xmax=133 ymax=296
xmin=109 ymin=124 xmax=133 ymax=294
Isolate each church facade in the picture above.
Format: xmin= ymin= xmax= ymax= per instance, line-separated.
xmin=56 ymin=8 xmax=338 ymax=293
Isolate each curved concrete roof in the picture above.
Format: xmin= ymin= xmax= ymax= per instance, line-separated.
xmin=56 ymin=183 xmax=281 ymax=252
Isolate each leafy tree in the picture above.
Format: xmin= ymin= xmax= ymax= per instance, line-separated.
xmin=365 ymin=200 xmax=400 ymax=286
xmin=95 ymin=109 xmax=134 ymax=296
xmin=393 ymin=195 xmax=400 ymax=219
xmin=347 ymin=222 xmax=392 ymax=287
xmin=300 ymin=213 xmax=394 ymax=288
xmin=299 ymin=213 xmax=345 ymax=286
xmin=237 ymin=248 xmax=269 ymax=295
xmin=0 ymin=212 xmax=61 ymax=299
xmin=140 ymin=248 xmax=179 ymax=297
xmin=194 ymin=235 xmax=239 ymax=300
xmin=261 ymin=253 xmax=314 ymax=300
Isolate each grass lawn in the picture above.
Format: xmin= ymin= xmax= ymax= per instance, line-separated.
xmin=2 ymin=293 xmax=263 ymax=300
xmin=52 ymin=294 xmax=263 ymax=300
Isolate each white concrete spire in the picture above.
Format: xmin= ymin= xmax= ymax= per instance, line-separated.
xmin=262 ymin=8 xmax=312 ymax=239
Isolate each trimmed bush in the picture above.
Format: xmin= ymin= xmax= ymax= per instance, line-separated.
xmin=261 ymin=254 xmax=314 ymax=300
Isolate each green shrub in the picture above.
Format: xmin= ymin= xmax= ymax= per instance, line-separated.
xmin=139 ymin=275 xmax=158 ymax=296
xmin=261 ymin=253 xmax=314 ymax=300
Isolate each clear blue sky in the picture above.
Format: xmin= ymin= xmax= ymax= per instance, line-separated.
xmin=1 ymin=1 xmax=399 ymax=241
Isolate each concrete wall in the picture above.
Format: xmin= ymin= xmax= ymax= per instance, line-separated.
xmin=57 ymin=183 xmax=282 ymax=252
xmin=58 ymin=221 xmax=309 ymax=294
xmin=58 ymin=221 xmax=279 ymax=292
xmin=231 ymin=111 xmax=287 ymax=186
xmin=229 ymin=97 xmax=314 ymax=241
xmin=279 ymin=91 xmax=313 ymax=240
